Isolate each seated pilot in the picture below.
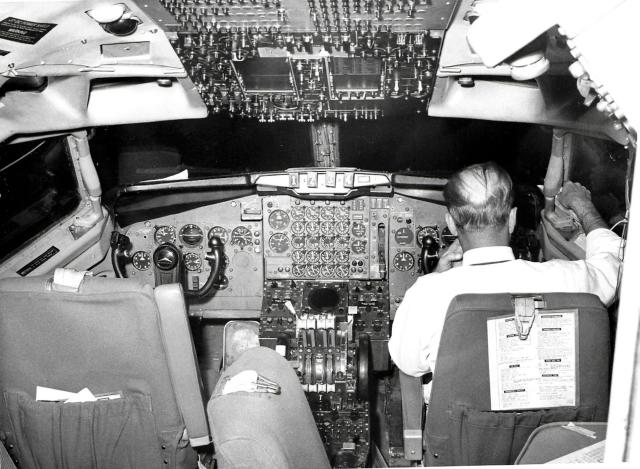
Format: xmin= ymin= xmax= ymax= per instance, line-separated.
xmin=388 ymin=161 xmax=623 ymax=382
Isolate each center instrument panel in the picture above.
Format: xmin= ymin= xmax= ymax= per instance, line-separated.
xmin=121 ymin=188 xmax=447 ymax=466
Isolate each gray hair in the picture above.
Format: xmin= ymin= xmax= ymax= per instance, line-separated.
xmin=443 ymin=162 xmax=514 ymax=231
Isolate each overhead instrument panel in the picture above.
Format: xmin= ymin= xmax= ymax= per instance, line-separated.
xmin=158 ymin=0 xmax=458 ymax=121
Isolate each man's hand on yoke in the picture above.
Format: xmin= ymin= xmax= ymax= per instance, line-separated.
xmin=557 ymin=181 xmax=607 ymax=233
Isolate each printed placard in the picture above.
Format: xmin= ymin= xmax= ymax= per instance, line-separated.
xmin=487 ymin=310 xmax=578 ymax=410
xmin=0 ymin=17 xmax=56 ymax=45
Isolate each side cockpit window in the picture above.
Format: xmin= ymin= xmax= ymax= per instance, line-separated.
xmin=0 ymin=139 xmax=81 ymax=262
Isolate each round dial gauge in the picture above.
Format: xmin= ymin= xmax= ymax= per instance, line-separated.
xmin=291 ymin=221 xmax=305 ymax=235
xmin=417 ymin=226 xmax=440 ymax=247
xmin=208 ymin=226 xmax=229 ymax=244
xmin=291 ymin=235 xmax=306 ymax=250
xmin=306 ymin=264 xmax=320 ymax=277
xmin=393 ymin=251 xmax=415 ymax=271
xmin=292 ymin=250 xmax=306 ymax=264
xmin=268 ymin=210 xmax=290 ymax=230
xmin=320 ymin=236 xmax=334 ymax=249
xmin=351 ymin=240 xmax=367 ymax=254
xmin=320 ymin=250 xmax=334 ymax=263
xmin=306 ymin=221 xmax=320 ymax=235
xmin=335 ymin=236 xmax=349 ymax=250
xmin=320 ymin=221 xmax=334 ymax=236
xmin=305 ymin=206 xmax=319 ymax=220
xmin=306 ymin=250 xmax=320 ymax=264
xmin=335 ymin=207 xmax=349 ymax=220
xmin=268 ymin=233 xmax=290 ymax=254
xmin=179 ymin=224 xmax=204 ymax=246
xmin=230 ymin=226 xmax=252 ymax=248
xmin=335 ymin=221 xmax=350 ymax=235
xmin=336 ymin=264 xmax=350 ymax=278
xmin=394 ymin=227 xmax=414 ymax=245
xmin=184 ymin=252 xmax=202 ymax=271
xmin=320 ymin=264 xmax=335 ymax=277
xmin=154 ymin=226 xmax=176 ymax=244
xmin=291 ymin=206 xmax=305 ymax=220
xmin=305 ymin=236 xmax=320 ymax=250
xmin=335 ymin=250 xmax=349 ymax=264
xmin=351 ymin=222 xmax=366 ymax=237
xmin=292 ymin=264 xmax=306 ymax=277
xmin=132 ymin=251 xmax=151 ymax=271
xmin=320 ymin=207 xmax=334 ymax=220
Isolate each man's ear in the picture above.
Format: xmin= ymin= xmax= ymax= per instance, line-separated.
xmin=508 ymin=207 xmax=517 ymax=234
xmin=445 ymin=212 xmax=458 ymax=236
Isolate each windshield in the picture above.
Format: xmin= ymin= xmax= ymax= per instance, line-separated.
xmin=90 ymin=115 xmax=551 ymax=190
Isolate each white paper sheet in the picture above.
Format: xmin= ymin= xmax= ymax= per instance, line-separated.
xmin=487 ymin=310 xmax=577 ymax=410
xmin=547 ymin=440 xmax=605 ymax=463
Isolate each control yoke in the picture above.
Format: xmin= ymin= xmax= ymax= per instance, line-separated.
xmin=186 ymin=235 xmax=225 ymax=298
xmin=111 ymin=231 xmax=226 ymax=297
xmin=420 ymin=235 xmax=439 ymax=274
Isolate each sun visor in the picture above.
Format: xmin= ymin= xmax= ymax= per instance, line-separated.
xmin=0 ymin=0 xmax=207 ymax=143
xmin=430 ymin=0 xmax=636 ymax=145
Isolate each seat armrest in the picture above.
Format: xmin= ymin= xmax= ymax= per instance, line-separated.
xmin=155 ymin=284 xmax=211 ymax=447
xmin=399 ymin=370 xmax=424 ymax=461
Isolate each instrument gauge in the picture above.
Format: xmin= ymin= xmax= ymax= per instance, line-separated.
xmin=335 ymin=264 xmax=350 ymax=278
xmin=320 ymin=264 xmax=335 ymax=277
xmin=335 ymin=207 xmax=349 ymax=220
xmin=184 ymin=252 xmax=202 ymax=271
xmin=393 ymin=251 xmax=415 ymax=272
xmin=417 ymin=226 xmax=440 ymax=247
xmin=291 ymin=206 xmax=305 ymax=220
xmin=306 ymin=264 xmax=320 ymax=277
xmin=179 ymin=224 xmax=204 ymax=246
xmin=351 ymin=222 xmax=366 ymax=237
xmin=335 ymin=251 xmax=349 ymax=264
xmin=268 ymin=233 xmax=290 ymax=254
xmin=335 ymin=221 xmax=350 ymax=235
xmin=291 ymin=235 xmax=306 ymax=250
xmin=306 ymin=250 xmax=320 ymax=264
xmin=154 ymin=225 xmax=176 ymax=244
xmin=320 ymin=221 xmax=334 ymax=235
xmin=320 ymin=236 xmax=334 ymax=249
xmin=230 ymin=226 xmax=253 ymax=248
xmin=335 ymin=236 xmax=349 ymax=250
xmin=292 ymin=264 xmax=306 ymax=277
xmin=351 ymin=240 xmax=367 ymax=254
xmin=268 ymin=210 xmax=290 ymax=230
xmin=305 ymin=236 xmax=320 ymax=250
xmin=320 ymin=250 xmax=334 ymax=263
xmin=292 ymin=250 xmax=306 ymax=264
xmin=320 ymin=207 xmax=334 ymax=220
xmin=394 ymin=227 xmax=414 ymax=245
xmin=132 ymin=251 xmax=151 ymax=271
xmin=291 ymin=221 xmax=305 ymax=235
xmin=305 ymin=206 xmax=320 ymax=220
xmin=208 ymin=226 xmax=229 ymax=244
xmin=306 ymin=221 xmax=320 ymax=235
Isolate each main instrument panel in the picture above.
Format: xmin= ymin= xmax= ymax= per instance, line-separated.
xmin=158 ymin=0 xmax=458 ymax=121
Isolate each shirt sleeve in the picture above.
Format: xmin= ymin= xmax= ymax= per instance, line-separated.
xmin=581 ymin=228 xmax=624 ymax=306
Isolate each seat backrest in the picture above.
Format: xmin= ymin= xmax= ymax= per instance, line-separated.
xmin=0 ymin=270 xmax=209 ymax=469
xmin=424 ymin=292 xmax=610 ymax=466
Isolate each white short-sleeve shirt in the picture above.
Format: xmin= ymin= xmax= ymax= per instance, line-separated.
xmin=388 ymin=228 xmax=623 ymax=377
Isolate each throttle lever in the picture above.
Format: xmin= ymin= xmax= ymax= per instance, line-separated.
xmin=110 ymin=231 xmax=133 ymax=278
xmin=420 ymin=235 xmax=439 ymax=274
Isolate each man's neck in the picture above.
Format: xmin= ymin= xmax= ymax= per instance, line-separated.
xmin=458 ymin=228 xmax=511 ymax=253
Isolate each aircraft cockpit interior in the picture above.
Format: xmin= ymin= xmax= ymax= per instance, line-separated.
xmin=1 ymin=0 xmax=639 ymax=468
